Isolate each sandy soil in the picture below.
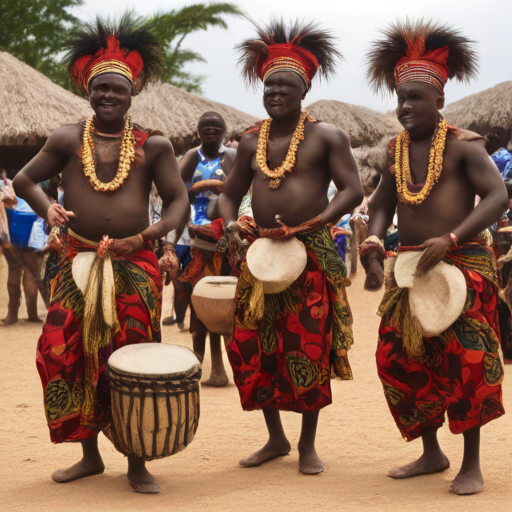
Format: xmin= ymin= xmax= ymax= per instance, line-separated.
xmin=0 ymin=254 xmax=510 ymax=512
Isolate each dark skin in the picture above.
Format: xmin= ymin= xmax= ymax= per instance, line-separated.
xmin=180 ymin=114 xmax=236 ymax=186
xmin=364 ymin=82 xmax=508 ymax=494
xmin=178 ymin=113 xmax=236 ymax=386
xmin=2 ymin=248 xmax=46 ymax=324
xmin=13 ymin=73 xmax=190 ymax=494
xmin=219 ymin=71 xmax=363 ymax=474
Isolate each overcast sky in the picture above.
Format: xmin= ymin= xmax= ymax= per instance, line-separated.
xmin=72 ymin=0 xmax=511 ymax=118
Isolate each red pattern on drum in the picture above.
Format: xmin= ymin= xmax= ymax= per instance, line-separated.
xmin=36 ymin=234 xmax=162 ymax=443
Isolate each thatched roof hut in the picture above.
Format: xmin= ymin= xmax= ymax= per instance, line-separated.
xmin=0 ymin=52 xmax=257 ymax=168
xmin=443 ymin=81 xmax=512 ymax=135
xmin=130 ymin=81 xmax=259 ymax=155
xmin=352 ymin=141 xmax=389 ymax=195
xmin=306 ymin=99 xmax=402 ymax=148
xmin=0 ymin=52 xmax=92 ymax=146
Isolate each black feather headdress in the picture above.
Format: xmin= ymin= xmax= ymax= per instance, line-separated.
xmin=365 ymin=19 xmax=478 ymax=95
xmin=237 ymin=19 xmax=342 ymax=91
xmin=66 ymin=12 xmax=164 ymax=95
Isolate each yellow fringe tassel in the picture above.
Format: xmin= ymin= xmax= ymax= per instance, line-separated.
xmin=81 ymin=253 xmax=120 ymax=426
xmin=390 ymin=288 xmax=424 ymax=359
xmin=245 ymin=275 xmax=265 ymax=326
xmin=378 ymin=260 xmax=425 ymax=359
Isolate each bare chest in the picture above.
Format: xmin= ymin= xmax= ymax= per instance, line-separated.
xmin=396 ymin=144 xmax=475 ymax=241
xmin=61 ymin=139 xmax=153 ymax=208
xmin=250 ymin=130 xmax=328 ymax=183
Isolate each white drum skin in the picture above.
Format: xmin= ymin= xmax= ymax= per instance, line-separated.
xmin=246 ymin=237 xmax=307 ymax=294
xmin=107 ymin=344 xmax=202 ymax=460
xmin=191 ymin=276 xmax=238 ymax=335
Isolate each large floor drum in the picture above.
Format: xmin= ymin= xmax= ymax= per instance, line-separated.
xmin=107 ymin=344 xmax=201 ymax=461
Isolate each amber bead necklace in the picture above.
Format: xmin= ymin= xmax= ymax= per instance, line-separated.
xmin=82 ymin=115 xmax=136 ymax=192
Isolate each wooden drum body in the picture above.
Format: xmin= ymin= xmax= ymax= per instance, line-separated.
xmin=191 ymin=276 xmax=238 ymax=336
xmin=107 ymin=344 xmax=201 ymax=461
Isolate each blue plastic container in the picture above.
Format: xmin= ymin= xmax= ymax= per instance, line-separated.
xmin=5 ymin=208 xmax=38 ymax=248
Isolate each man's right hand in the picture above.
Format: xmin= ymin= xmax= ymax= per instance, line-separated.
xmin=47 ymin=203 xmax=75 ymax=227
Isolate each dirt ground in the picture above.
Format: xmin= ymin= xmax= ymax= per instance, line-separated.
xmin=0 ymin=254 xmax=510 ymax=512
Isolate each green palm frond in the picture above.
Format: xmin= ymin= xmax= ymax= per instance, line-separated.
xmin=150 ymin=2 xmax=243 ymax=94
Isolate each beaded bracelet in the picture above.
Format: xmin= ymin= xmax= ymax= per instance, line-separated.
xmin=359 ymin=235 xmax=387 ymax=259
xmin=448 ymin=232 xmax=459 ymax=247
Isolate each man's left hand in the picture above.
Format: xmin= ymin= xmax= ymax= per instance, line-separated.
xmin=415 ymin=235 xmax=453 ymax=277
xmin=111 ymin=234 xmax=144 ymax=256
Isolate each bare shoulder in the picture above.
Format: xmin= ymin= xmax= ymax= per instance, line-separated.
xmin=447 ymin=131 xmax=487 ymax=158
xmin=238 ymin=130 xmax=259 ymax=152
xmin=44 ymin=122 xmax=82 ymax=152
xmin=143 ymin=135 xmax=177 ymax=169
xmin=178 ymin=147 xmax=201 ymax=174
xmin=309 ymin=120 xmax=351 ymax=147
xmin=144 ymin=134 xmax=175 ymax=155
xmin=179 ymin=146 xmax=200 ymax=163
xmin=223 ymin=147 xmax=237 ymax=159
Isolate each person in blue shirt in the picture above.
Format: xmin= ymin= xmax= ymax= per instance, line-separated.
xmin=174 ymin=112 xmax=237 ymax=386
xmin=181 ymin=112 xmax=237 ymax=223
xmin=486 ymin=129 xmax=512 ymax=176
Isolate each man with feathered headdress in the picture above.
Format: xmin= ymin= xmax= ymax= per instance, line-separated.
xmin=13 ymin=14 xmax=190 ymax=493
xmin=361 ymin=19 xmax=507 ymax=494
xmin=219 ymin=20 xmax=363 ymax=475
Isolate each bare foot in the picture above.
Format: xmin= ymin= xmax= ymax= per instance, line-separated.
xmin=449 ymin=467 xmax=484 ymax=495
xmin=51 ymin=459 xmax=105 ymax=483
xmin=202 ymin=368 xmax=229 ymax=387
xmin=127 ymin=460 xmax=160 ymax=494
xmin=298 ymin=445 xmax=324 ymax=475
xmin=27 ymin=317 xmax=43 ymax=323
xmin=388 ymin=452 xmax=450 ymax=479
xmin=364 ymin=268 xmax=384 ymax=291
xmin=239 ymin=439 xmax=291 ymax=468
xmin=2 ymin=314 xmax=18 ymax=326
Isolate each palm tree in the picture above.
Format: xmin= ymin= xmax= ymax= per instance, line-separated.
xmin=1 ymin=1 xmax=242 ymax=94
xmin=150 ymin=3 xmax=243 ymax=93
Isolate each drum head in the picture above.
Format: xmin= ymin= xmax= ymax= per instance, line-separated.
xmin=247 ymin=237 xmax=307 ymax=294
xmin=192 ymin=276 xmax=238 ymax=299
xmin=108 ymin=344 xmax=201 ymax=379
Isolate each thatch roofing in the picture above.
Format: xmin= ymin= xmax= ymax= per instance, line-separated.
xmin=352 ymin=140 xmax=388 ymax=195
xmin=443 ymin=81 xmax=512 ymax=135
xmin=0 ymin=52 xmax=257 ymax=153
xmin=129 ymin=81 xmax=259 ymax=155
xmin=306 ymin=99 xmax=402 ymax=148
xmin=0 ymin=52 xmax=92 ymax=145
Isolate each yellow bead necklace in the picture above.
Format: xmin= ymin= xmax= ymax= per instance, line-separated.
xmin=81 ymin=115 xmax=136 ymax=192
xmin=395 ymin=118 xmax=448 ymax=204
xmin=256 ymin=111 xmax=313 ymax=189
